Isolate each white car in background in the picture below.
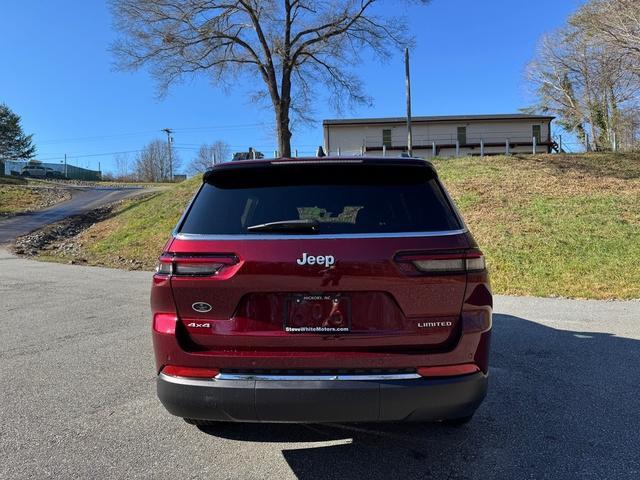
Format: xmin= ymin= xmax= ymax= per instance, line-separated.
xmin=21 ymin=165 xmax=64 ymax=179
xmin=21 ymin=165 xmax=47 ymax=178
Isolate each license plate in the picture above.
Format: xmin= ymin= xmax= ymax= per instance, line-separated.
xmin=284 ymin=294 xmax=351 ymax=333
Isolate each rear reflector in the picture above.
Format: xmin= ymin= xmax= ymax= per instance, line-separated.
xmin=155 ymin=254 xmax=238 ymax=277
xmin=396 ymin=250 xmax=486 ymax=275
xmin=162 ymin=365 xmax=220 ymax=379
xmin=153 ymin=313 xmax=177 ymax=334
xmin=417 ymin=364 xmax=480 ymax=377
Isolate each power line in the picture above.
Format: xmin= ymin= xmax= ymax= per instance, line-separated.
xmin=171 ymin=122 xmax=270 ymax=132
xmin=35 ymin=149 xmax=146 ymax=162
xmin=36 ymin=130 xmax=160 ymax=145
xmin=35 ymin=144 xmax=247 ymax=162
xmin=35 ymin=122 xmax=272 ymax=145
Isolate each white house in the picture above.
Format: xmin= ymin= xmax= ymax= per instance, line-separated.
xmin=323 ymin=114 xmax=556 ymax=157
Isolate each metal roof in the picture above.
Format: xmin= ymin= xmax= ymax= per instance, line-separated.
xmin=323 ymin=113 xmax=555 ymax=126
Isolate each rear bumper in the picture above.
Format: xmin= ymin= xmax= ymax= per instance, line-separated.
xmin=157 ymin=371 xmax=488 ymax=423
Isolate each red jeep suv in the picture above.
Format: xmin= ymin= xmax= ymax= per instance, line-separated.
xmin=151 ymin=157 xmax=492 ymax=424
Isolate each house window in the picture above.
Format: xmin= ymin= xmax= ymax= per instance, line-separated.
xmin=382 ymin=129 xmax=392 ymax=147
xmin=457 ymin=126 xmax=467 ymax=145
xmin=532 ymin=125 xmax=541 ymax=143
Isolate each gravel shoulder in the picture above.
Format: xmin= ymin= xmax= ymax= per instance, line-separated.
xmin=1 ymin=250 xmax=638 ymax=479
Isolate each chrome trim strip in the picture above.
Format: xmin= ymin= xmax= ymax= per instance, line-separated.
xmin=173 ymin=229 xmax=467 ymax=241
xmin=217 ymin=373 xmax=421 ymax=381
xmin=159 ymin=372 xmax=218 ymax=387
xmin=159 ymin=372 xmax=420 ymax=385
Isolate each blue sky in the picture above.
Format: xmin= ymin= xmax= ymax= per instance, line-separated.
xmin=1 ymin=0 xmax=584 ymax=174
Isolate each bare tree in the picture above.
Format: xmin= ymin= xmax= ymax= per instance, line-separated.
xmin=114 ymin=152 xmax=132 ymax=179
xmin=135 ymin=139 xmax=181 ymax=182
xmin=572 ymin=0 xmax=640 ymax=76
xmin=188 ymin=140 xmax=230 ymax=174
xmin=110 ymin=0 xmax=427 ymax=157
xmin=526 ymin=21 xmax=640 ymax=151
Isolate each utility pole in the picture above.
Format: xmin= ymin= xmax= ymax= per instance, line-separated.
xmin=162 ymin=128 xmax=174 ymax=181
xmin=64 ymin=154 xmax=67 ymax=179
xmin=405 ymin=47 xmax=413 ymax=157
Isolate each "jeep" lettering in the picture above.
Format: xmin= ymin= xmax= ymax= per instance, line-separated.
xmin=296 ymin=252 xmax=335 ymax=267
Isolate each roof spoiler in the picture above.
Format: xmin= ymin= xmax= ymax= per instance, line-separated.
xmin=202 ymin=157 xmax=437 ymax=183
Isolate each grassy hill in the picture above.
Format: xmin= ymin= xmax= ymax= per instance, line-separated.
xmin=433 ymin=153 xmax=639 ymax=299
xmin=35 ymin=153 xmax=640 ymax=299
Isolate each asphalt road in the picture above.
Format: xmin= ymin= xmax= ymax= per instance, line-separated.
xmin=0 ymin=186 xmax=145 ymax=243
xmin=0 ymin=250 xmax=638 ymax=479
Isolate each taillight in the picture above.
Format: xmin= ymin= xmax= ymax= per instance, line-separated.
xmin=155 ymin=254 xmax=173 ymax=275
xmin=161 ymin=365 xmax=220 ymax=379
xmin=465 ymin=250 xmax=486 ymax=272
xmin=395 ymin=250 xmax=486 ymax=275
xmin=155 ymin=253 xmax=238 ymax=277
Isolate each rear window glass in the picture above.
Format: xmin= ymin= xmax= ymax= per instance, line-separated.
xmin=179 ymin=163 xmax=461 ymax=235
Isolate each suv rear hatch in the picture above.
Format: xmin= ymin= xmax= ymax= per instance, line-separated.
xmin=164 ymin=159 xmax=473 ymax=355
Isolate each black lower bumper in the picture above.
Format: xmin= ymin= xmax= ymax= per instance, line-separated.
xmin=157 ymin=371 xmax=488 ymax=423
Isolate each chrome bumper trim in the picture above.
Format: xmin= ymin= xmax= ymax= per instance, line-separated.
xmin=159 ymin=372 xmax=421 ymax=386
xmin=216 ymin=372 xmax=421 ymax=381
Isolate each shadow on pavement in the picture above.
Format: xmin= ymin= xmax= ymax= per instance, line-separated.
xmin=198 ymin=313 xmax=640 ymax=479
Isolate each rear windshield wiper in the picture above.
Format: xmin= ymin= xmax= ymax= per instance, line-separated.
xmin=246 ymin=219 xmax=320 ymax=234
